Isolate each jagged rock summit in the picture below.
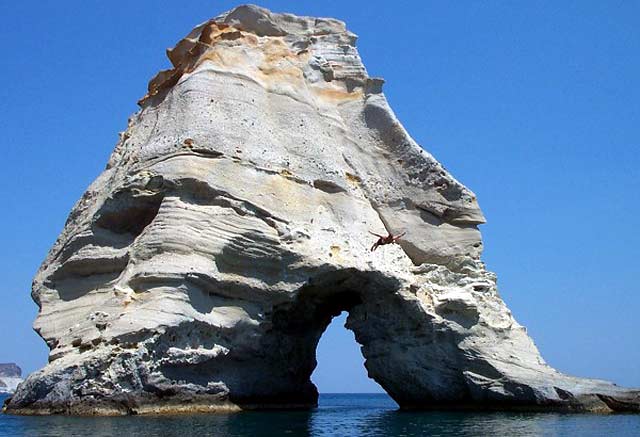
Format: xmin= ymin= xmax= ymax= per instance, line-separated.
xmin=6 ymin=5 xmax=638 ymax=415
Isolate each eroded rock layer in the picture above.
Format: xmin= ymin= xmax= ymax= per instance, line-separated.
xmin=6 ymin=5 xmax=639 ymax=415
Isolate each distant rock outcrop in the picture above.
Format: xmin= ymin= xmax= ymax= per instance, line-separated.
xmin=5 ymin=5 xmax=639 ymax=415
xmin=0 ymin=363 xmax=23 ymax=394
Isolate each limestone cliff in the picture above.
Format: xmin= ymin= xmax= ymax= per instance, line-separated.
xmin=5 ymin=5 xmax=639 ymax=415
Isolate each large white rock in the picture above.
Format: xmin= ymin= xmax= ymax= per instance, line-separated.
xmin=5 ymin=5 xmax=639 ymax=415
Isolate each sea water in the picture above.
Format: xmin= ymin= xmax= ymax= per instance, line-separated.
xmin=1 ymin=393 xmax=639 ymax=436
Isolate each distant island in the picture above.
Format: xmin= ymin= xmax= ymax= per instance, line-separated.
xmin=0 ymin=363 xmax=23 ymax=394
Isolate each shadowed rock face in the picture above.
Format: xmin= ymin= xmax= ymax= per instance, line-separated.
xmin=5 ymin=5 xmax=639 ymax=415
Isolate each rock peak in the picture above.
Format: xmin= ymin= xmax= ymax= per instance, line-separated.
xmin=219 ymin=4 xmax=350 ymax=37
xmin=139 ymin=3 xmax=365 ymax=109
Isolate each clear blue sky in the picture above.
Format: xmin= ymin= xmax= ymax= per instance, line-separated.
xmin=1 ymin=1 xmax=638 ymax=393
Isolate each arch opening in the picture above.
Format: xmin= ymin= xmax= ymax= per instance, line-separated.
xmin=227 ymin=269 xmax=403 ymax=409
xmin=312 ymin=311 xmax=386 ymax=395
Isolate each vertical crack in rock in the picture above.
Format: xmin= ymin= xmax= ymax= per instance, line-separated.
xmin=5 ymin=4 xmax=638 ymax=415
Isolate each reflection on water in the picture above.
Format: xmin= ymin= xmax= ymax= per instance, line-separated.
xmin=2 ymin=394 xmax=639 ymax=436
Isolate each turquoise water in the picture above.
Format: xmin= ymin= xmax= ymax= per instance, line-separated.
xmin=2 ymin=393 xmax=639 ymax=436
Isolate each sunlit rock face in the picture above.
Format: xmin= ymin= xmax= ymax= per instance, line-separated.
xmin=6 ymin=5 xmax=638 ymax=415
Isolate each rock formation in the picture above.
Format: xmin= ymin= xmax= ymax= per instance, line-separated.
xmin=5 ymin=5 xmax=639 ymax=415
xmin=0 ymin=363 xmax=23 ymax=394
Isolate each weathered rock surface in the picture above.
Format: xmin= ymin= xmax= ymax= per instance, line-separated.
xmin=0 ymin=363 xmax=23 ymax=394
xmin=5 ymin=5 xmax=639 ymax=415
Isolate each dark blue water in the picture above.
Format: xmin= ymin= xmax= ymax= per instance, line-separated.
xmin=2 ymin=393 xmax=639 ymax=436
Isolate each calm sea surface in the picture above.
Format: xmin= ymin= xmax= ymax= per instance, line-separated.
xmin=1 ymin=393 xmax=639 ymax=436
